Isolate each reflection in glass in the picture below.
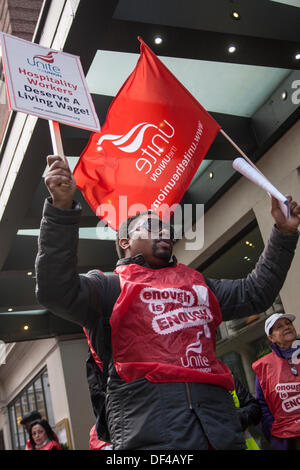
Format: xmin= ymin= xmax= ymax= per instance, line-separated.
xmin=34 ymin=378 xmax=46 ymax=419
xmin=42 ymin=370 xmax=55 ymax=428
xmin=27 ymin=384 xmax=35 ymax=412
xmin=14 ymin=399 xmax=25 ymax=448
xmin=9 ymin=406 xmax=18 ymax=450
xmin=21 ymin=392 xmax=29 ymax=416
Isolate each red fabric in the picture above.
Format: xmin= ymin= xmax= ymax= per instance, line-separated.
xmin=25 ymin=439 xmax=32 ymax=450
xmin=253 ymin=352 xmax=300 ymax=438
xmin=83 ymin=326 xmax=103 ymax=371
xmin=74 ymin=38 xmax=221 ymax=230
xmin=89 ymin=425 xmax=112 ymax=450
xmin=110 ymin=263 xmax=233 ymax=390
xmin=83 ymin=270 xmax=104 ymax=371
xmin=35 ymin=440 xmax=62 ymax=450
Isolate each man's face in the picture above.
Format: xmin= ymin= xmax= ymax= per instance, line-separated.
xmin=268 ymin=318 xmax=297 ymax=348
xmin=121 ymin=214 xmax=174 ymax=268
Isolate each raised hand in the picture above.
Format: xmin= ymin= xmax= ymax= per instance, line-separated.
xmin=271 ymin=195 xmax=300 ymax=235
xmin=45 ymin=155 xmax=77 ymax=209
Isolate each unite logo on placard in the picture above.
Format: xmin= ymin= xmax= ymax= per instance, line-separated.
xmin=26 ymin=51 xmax=61 ymax=74
xmin=96 ymin=120 xmax=176 ymax=176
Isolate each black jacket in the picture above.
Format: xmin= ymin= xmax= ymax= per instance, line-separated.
xmin=35 ymin=199 xmax=299 ymax=449
xmin=234 ymin=376 xmax=262 ymax=431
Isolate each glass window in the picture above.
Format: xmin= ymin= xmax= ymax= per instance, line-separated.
xmin=8 ymin=367 xmax=55 ymax=450
xmin=220 ymin=351 xmax=248 ymax=388
xmin=0 ymin=430 xmax=5 ymax=450
xmin=9 ymin=406 xmax=18 ymax=450
xmin=14 ymin=399 xmax=25 ymax=449
xmin=251 ymin=336 xmax=272 ymax=361
xmin=27 ymin=385 xmax=35 ymax=412
xmin=21 ymin=392 xmax=29 ymax=416
xmin=200 ymin=223 xmax=264 ymax=280
xmin=34 ymin=377 xmax=46 ymax=419
xmin=200 ymin=223 xmax=265 ymax=334
xmin=42 ymin=370 xmax=55 ymax=428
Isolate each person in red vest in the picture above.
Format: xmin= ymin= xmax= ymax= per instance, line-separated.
xmin=29 ymin=419 xmax=62 ymax=450
xmin=253 ymin=313 xmax=300 ymax=450
xmin=35 ymin=155 xmax=300 ymax=450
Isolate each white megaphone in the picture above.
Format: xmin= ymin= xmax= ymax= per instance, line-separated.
xmin=232 ymin=157 xmax=290 ymax=219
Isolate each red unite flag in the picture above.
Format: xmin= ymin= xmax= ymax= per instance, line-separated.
xmin=74 ymin=38 xmax=221 ymax=230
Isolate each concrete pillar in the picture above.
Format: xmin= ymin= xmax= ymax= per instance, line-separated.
xmin=57 ymin=338 xmax=95 ymax=450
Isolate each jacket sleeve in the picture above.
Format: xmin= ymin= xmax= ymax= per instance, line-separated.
xmin=234 ymin=376 xmax=261 ymax=431
xmin=35 ymin=198 xmax=109 ymax=327
xmin=254 ymin=376 xmax=273 ymax=439
xmin=255 ymin=376 xmax=288 ymax=450
xmin=205 ymin=225 xmax=299 ymax=321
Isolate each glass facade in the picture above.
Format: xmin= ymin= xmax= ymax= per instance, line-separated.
xmin=221 ymin=351 xmax=248 ymax=388
xmin=8 ymin=368 xmax=55 ymax=450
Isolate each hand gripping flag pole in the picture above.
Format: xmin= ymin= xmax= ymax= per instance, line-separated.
xmin=220 ymin=129 xmax=264 ymax=176
xmin=48 ymin=120 xmax=67 ymax=164
xmin=48 ymin=120 xmax=71 ymax=188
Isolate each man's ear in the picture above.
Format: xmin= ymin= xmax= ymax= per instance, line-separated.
xmin=267 ymin=334 xmax=274 ymax=343
xmin=119 ymin=238 xmax=130 ymax=251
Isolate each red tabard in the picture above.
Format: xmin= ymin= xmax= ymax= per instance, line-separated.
xmin=253 ymin=352 xmax=300 ymax=438
xmin=89 ymin=425 xmax=113 ymax=450
xmin=110 ymin=263 xmax=234 ymax=389
xmin=35 ymin=440 xmax=62 ymax=450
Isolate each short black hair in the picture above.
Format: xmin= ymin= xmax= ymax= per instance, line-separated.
xmin=116 ymin=210 xmax=155 ymax=259
xmin=29 ymin=419 xmax=57 ymax=449
xmin=20 ymin=410 xmax=41 ymax=425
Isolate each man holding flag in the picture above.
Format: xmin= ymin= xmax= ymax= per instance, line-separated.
xmin=36 ymin=164 xmax=299 ymax=449
xmin=35 ymin=41 xmax=300 ymax=450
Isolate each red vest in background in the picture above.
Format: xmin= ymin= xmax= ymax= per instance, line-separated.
xmin=26 ymin=431 xmax=60 ymax=450
xmin=35 ymin=440 xmax=62 ymax=450
xmin=253 ymin=352 xmax=300 ymax=438
xmin=110 ymin=263 xmax=234 ymax=390
xmin=89 ymin=425 xmax=113 ymax=450
xmin=25 ymin=439 xmax=32 ymax=450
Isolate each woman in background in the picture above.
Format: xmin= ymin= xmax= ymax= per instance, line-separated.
xmin=29 ymin=419 xmax=62 ymax=450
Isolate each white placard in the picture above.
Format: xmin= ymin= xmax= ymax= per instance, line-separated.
xmin=0 ymin=32 xmax=100 ymax=132
xmin=233 ymin=157 xmax=290 ymax=218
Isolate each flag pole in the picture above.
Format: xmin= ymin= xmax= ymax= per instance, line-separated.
xmin=220 ymin=128 xmax=264 ymax=177
xmin=48 ymin=120 xmax=70 ymax=187
xmin=48 ymin=120 xmax=68 ymax=164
